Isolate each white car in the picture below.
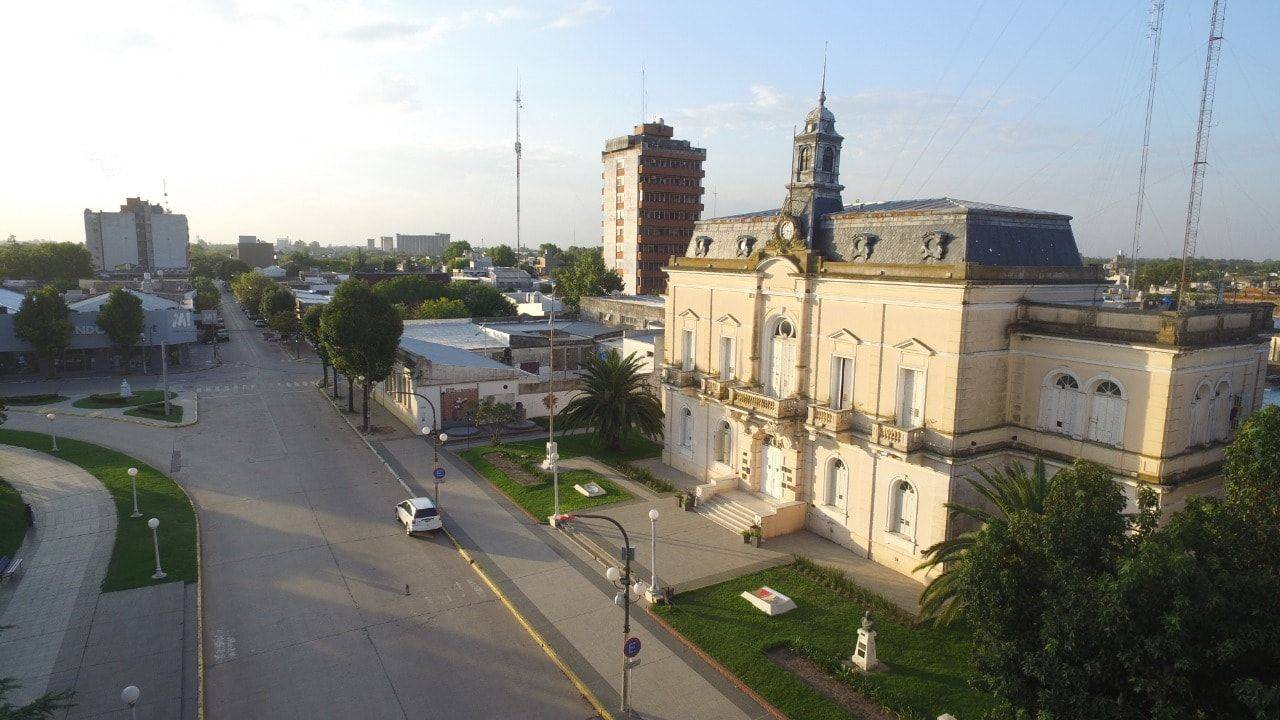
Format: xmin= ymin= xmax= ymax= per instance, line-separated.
xmin=395 ymin=497 xmax=442 ymax=534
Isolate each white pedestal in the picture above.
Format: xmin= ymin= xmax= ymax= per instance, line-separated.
xmin=740 ymin=586 xmax=796 ymax=616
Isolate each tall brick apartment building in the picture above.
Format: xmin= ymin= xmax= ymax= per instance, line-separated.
xmin=601 ymin=120 xmax=706 ymax=295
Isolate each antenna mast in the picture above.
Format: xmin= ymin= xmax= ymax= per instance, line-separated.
xmin=641 ymin=62 xmax=647 ymax=122
xmin=515 ymin=71 xmax=523 ymax=259
xmin=163 ymin=178 xmax=170 ymax=212
xmin=1177 ymin=0 xmax=1226 ymax=310
xmin=1129 ymin=1 xmax=1165 ymax=291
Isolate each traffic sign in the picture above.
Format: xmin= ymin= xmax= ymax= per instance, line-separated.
xmin=623 ymin=636 xmax=641 ymax=658
xmin=433 ymin=467 xmax=446 ymax=479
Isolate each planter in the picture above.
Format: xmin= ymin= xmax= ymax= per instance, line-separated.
xmin=684 ymin=498 xmax=696 ymax=511
xmin=751 ymin=534 xmax=762 ymax=548
xmin=742 ymin=533 xmax=752 ymax=544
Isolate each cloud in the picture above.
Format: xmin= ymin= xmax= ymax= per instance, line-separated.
xmin=545 ymin=0 xmax=608 ymax=29
xmin=750 ymin=85 xmax=780 ymax=108
xmin=339 ymin=21 xmax=424 ymax=43
xmin=337 ymin=6 xmax=530 ymax=47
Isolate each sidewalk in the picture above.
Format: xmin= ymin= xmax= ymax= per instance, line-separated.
xmin=0 ymin=446 xmax=197 ymax=718
xmin=348 ymin=394 xmax=771 ymax=720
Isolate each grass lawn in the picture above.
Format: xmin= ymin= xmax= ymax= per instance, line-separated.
xmin=0 ymin=478 xmax=25 ymax=558
xmin=0 ymin=429 xmax=197 ymax=592
xmin=505 ymin=431 xmax=663 ymax=466
xmin=71 ymin=390 xmax=176 ymax=410
xmin=460 ymin=446 xmax=631 ymax=521
xmin=124 ymin=403 xmax=185 ymax=423
xmin=653 ymin=563 xmax=993 ymax=720
xmin=0 ymin=394 xmax=69 ymax=406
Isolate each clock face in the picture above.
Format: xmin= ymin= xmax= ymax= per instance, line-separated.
xmin=779 ymin=219 xmax=796 ymax=241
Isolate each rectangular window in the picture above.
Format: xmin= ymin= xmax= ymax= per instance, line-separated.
xmin=831 ymin=356 xmax=854 ymax=410
xmin=719 ymin=336 xmax=735 ymax=381
xmin=681 ymin=330 xmax=695 ymax=372
xmin=897 ymin=367 xmax=925 ymax=429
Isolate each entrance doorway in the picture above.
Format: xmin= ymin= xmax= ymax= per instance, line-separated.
xmin=761 ymin=437 xmax=785 ymax=499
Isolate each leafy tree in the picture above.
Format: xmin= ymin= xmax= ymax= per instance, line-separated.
xmin=559 ymin=350 xmax=663 ymax=453
xmin=301 ymin=305 xmax=330 ymax=386
xmin=486 ymin=244 xmax=517 ymax=267
xmin=446 ymin=257 xmax=469 ymax=271
xmin=192 ymin=276 xmax=219 ymax=312
xmin=0 ymin=399 xmax=7 ymax=427
xmin=446 ymin=282 xmax=514 ymax=317
xmin=472 ymin=397 xmax=517 ymax=445
xmin=13 ymin=286 xmax=72 ymax=377
xmin=916 ymin=458 xmax=1053 ymax=626
xmin=320 ymin=280 xmax=403 ymax=431
xmin=443 ymin=240 xmax=472 ymax=262
xmin=230 ymin=272 xmax=275 ymax=312
xmin=1223 ymin=404 xmax=1280 ymax=528
xmin=268 ymin=310 xmax=301 ymax=342
xmin=372 ymin=276 xmax=447 ymax=308
xmin=95 ymin=288 xmax=145 ymax=370
xmin=258 ymin=286 xmax=295 ymax=318
xmin=409 ymin=297 xmax=469 ymax=319
xmin=0 ymin=629 xmax=75 ymax=716
xmin=538 ymin=243 xmax=562 ymax=261
xmin=552 ymin=248 xmax=622 ymax=307
xmin=189 ymin=247 xmax=250 ymax=282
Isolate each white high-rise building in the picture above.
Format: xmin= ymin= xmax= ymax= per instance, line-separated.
xmin=84 ymin=197 xmax=189 ymax=272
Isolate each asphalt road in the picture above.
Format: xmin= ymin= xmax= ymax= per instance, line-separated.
xmin=3 ymin=292 xmax=595 ymax=719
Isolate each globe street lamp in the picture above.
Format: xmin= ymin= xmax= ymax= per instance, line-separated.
xmin=421 ymin=425 xmax=449 ymax=506
xmin=128 ymin=467 xmax=142 ymax=518
xmin=541 ymin=442 xmax=561 ymax=526
xmin=46 ymin=413 xmax=57 ymax=452
xmin=645 ymin=508 xmax=666 ymax=604
xmin=147 ymin=518 xmax=166 ymax=580
xmin=121 ymin=685 xmax=140 ymax=720
xmin=557 ymin=513 xmax=646 ymax=715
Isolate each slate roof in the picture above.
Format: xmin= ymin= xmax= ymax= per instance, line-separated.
xmin=687 ymin=197 xmax=1081 ymax=268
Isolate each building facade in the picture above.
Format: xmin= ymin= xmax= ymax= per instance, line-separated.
xmin=660 ymin=86 xmax=1274 ymax=582
xmin=396 ymin=233 xmax=450 ymax=256
xmin=236 ymin=236 xmax=275 ymax=269
xmin=602 ymin=120 xmax=705 ymax=296
xmin=84 ymin=197 xmax=189 ymax=272
xmin=380 ymin=236 xmax=394 ymax=252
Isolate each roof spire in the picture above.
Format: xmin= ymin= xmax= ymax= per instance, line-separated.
xmin=819 ymin=41 xmax=828 ymax=107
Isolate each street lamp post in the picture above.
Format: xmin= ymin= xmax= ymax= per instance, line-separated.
xmin=128 ymin=467 xmax=142 ymax=518
xmin=544 ymin=282 xmax=561 ymax=525
xmin=420 ymin=425 xmax=449 ymax=506
xmin=46 ymin=413 xmax=57 ymax=452
xmin=557 ymin=513 xmax=647 ymax=715
xmin=646 ymin=508 xmax=664 ymax=603
xmin=148 ymin=518 xmax=166 ymax=580
xmin=120 ymin=685 xmax=140 ymax=720
xmin=161 ymin=312 xmax=171 ymax=417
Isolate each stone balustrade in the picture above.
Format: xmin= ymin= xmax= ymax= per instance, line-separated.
xmin=661 ymin=365 xmax=697 ymax=388
xmin=871 ymin=422 xmax=924 ymax=453
xmin=699 ymin=376 xmax=735 ymax=400
xmin=808 ymin=405 xmax=855 ymax=432
xmin=728 ymin=385 xmax=805 ymax=420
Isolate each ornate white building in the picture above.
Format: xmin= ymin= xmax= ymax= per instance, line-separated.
xmin=659 ymin=83 xmax=1274 ymax=581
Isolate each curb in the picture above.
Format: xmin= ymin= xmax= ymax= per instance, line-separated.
xmin=315 ymin=385 xmax=615 ymax=720
xmin=168 ymin=461 xmax=207 ymax=720
xmin=644 ymin=607 xmax=790 ymax=720
xmin=9 ymin=399 xmax=199 ymax=428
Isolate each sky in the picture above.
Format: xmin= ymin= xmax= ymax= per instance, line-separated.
xmin=2 ymin=0 xmax=1279 ymax=260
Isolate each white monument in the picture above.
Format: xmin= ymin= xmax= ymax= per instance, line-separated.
xmin=850 ymin=611 xmax=881 ymax=672
xmin=119 ymin=379 xmax=133 ymax=398
xmin=740 ymin=586 xmax=796 ymax=616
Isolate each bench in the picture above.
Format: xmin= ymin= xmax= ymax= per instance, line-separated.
xmin=0 ymin=555 xmax=22 ymax=582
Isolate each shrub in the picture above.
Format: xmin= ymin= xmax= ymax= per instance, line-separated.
xmin=88 ymin=393 xmax=129 ymax=405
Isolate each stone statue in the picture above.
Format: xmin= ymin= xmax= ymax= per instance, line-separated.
xmin=119 ymin=379 xmax=133 ymax=398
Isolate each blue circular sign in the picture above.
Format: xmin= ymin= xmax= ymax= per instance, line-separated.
xmin=623 ymin=636 xmax=641 ymax=658
xmin=433 ymin=467 xmax=446 ymax=479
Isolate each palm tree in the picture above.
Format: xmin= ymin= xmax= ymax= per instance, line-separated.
xmin=915 ymin=458 xmax=1054 ymax=626
xmin=559 ymin=350 xmax=663 ymax=453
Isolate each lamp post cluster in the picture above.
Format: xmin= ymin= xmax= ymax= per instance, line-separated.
xmin=420 ymin=424 xmax=449 ymax=505
xmin=126 ymin=467 xmax=165 ymax=579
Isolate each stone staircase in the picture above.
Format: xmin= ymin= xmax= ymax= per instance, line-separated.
xmin=696 ymin=494 xmax=760 ymax=534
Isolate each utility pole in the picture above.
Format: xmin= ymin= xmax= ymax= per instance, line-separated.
xmin=1177 ymin=0 xmax=1226 ymax=310
xmin=1129 ymin=0 xmax=1165 ymax=292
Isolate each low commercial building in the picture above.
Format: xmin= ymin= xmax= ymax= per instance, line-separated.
xmin=505 ymin=291 xmax=563 ymax=317
xmin=579 ymin=294 xmax=664 ymax=330
xmin=237 ymin=236 xmax=275 ymax=269
xmin=0 ymin=289 xmax=197 ymax=375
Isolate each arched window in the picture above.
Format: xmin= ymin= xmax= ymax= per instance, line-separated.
xmin=1189 ymin=383 xmax=1211 ymax=446
xmin=680 ymin=408 xmax=693 ymax=451
xmin=1210 ymin=380 xmax=1232 ymax=442
xmin=1039 ymin=372 xmax=1081 ymax=436
xmin=714 ymin=420 xmax=732 ymax=465
xmin=825 ymin=458 xmax=847 ymax=511
xmin=1086 ymin=379 xmax=1126 ymax=447
xmin=822 ymin=146 xmax=835 ymax=172
xmin=764 ymin=317 xmax=798 ymax=398
xmin=797 ymin=147 xmax=810 ymax=179
xmin=890 ymin=480 xmax=916 ymax=537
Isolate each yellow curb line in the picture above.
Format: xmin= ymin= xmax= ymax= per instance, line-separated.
xmin=315 ymin=385 xmax=614 ymax=720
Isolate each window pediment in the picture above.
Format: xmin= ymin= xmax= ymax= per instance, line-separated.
xmin=827 ymin=329 xmax=862 ymax=345
xmin=677 ymin=308 xmax=700 ymax=320
xmin=716 ymin=313 xmax=741 ymax=327
xmin=893 ymin=338 xmax=934 ymax=356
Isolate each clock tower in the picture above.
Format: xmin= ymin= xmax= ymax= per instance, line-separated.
xmin=784 ymin=67 xmax=845 ymax=236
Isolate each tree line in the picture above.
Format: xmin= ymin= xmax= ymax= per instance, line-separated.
xmin=0 ymin=241 xmax=92 ymax=286
xmin=12 ymin=286 xmax=150 ymax=376
xmin=917 ymin=405 xmax=1280 ymax=719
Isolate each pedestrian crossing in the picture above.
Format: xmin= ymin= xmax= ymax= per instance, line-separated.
xmin=192 ymin=380 xmax=316 ymax=396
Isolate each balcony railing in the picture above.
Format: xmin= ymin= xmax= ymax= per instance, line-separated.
xmin=699 ymin=376 xmax=736 ymax=400
xmin=728 ymin=385 xmax=804 ymax=420
xmin=808 ymin=405 xmax=855 ymax=432
xmin=871 ymin=422 xmax=924 ymax=454
xmin=661 ymin=365 xmax=697 ymax=388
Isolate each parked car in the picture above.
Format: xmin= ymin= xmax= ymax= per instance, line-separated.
xmin=215 ymin=329 xmax=230 ymax=342
xmin=395 ymin=497 xmax=442 ymax=535
xmin=253 ymin=318 xmax=267 ymax=328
